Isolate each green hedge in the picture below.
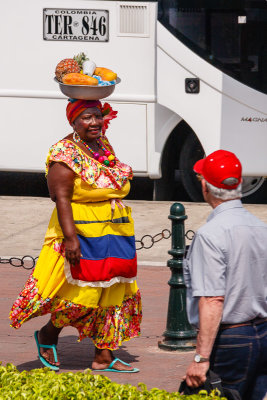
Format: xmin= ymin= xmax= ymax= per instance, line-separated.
xmin=0 ymin=363 xmax=227 ymax=399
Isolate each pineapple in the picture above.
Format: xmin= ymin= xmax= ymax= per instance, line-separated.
xmin=55 ymin=58 xmax=80 ymax=82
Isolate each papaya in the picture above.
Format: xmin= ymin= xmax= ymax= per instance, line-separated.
xmin=62 ymin=73 xmax=98 ymax=86
xmin=94 ymin=67 xmax=117 ymax=81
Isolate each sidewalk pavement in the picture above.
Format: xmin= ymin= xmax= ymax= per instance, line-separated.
xmin=1 ymin=197 xmax=267 ymax=392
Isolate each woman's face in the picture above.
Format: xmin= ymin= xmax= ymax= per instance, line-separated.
xmin=72 ymin=107 xmax=104 ymax=142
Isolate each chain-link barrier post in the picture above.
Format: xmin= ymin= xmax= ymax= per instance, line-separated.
xmin=158 ymin=202 xmax=196 ymax=351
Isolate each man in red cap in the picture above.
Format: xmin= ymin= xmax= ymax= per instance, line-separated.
xmin=183 ymin=150 xmax=267 ymax=399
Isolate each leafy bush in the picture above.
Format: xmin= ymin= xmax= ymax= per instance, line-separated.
xmin=0 ymin=362 xmax=227 ymax=399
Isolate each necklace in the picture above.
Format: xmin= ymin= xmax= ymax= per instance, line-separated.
xmin=73 ymin=131 xmax=116 ymax=167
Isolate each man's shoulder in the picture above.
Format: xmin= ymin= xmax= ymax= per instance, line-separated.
xmin=194 ymin=221 xmax=224 ymax=249
xmin=196 ymin=205 xmax=267 ymax=238
xmin=196 ymin=215 xmax=224 ymax=236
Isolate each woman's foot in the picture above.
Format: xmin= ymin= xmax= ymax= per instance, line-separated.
xmin=92 ymin=348 xmax=134 ymax=372
xmin=38 ymin=321 xmax=62 ymax=367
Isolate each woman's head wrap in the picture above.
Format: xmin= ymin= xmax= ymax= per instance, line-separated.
xmin=66 ymin=99 xmax=101 ymax=125
xmin=66 ymin=98 xmax=118 ymax=134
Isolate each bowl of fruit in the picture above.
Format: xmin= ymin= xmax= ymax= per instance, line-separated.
xmin=54 ymin=53 xmax=120 ymax=100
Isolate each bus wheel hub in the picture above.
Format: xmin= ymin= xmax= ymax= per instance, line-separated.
xmin=242 ymin=176 xmax=265 ymax=197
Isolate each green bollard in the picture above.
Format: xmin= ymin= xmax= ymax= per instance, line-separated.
xmin=158 ymin=202 xmax=196 ymax=351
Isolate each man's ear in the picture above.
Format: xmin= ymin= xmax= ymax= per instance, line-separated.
xmin=201 ymin=179 xmax=209 ymax=194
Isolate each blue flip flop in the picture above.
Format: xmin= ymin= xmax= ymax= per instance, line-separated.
xmin=34 ymin=330 xmax=59 ymax=371
xmin=93 ymin=357 xmax=139 ymax=373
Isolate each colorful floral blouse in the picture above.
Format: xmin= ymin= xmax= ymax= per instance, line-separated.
xmin=45 ymin=135 xmax=133 ymax=190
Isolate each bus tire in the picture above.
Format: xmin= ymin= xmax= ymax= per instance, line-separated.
xmin=179 ymin=130 xmax=204 ymax=202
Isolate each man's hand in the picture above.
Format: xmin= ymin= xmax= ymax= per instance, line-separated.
xmin=182 ymin=296 xmax=224 ymax=388
xmin=184 ymin=360 xmax=210 ymax=388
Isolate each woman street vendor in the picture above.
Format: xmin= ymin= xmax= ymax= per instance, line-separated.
xmin=9 ymin=98 xmax=142 ymax=373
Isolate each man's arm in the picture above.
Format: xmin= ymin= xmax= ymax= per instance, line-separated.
xmin=184 ymin=296 xmax=224 ymax=388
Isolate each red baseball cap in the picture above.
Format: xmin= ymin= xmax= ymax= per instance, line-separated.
xmin=193 ymin=150 xmax=242 ymax=189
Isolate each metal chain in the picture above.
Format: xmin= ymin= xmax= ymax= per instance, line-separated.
xmin=1 ymin=229 xmax=194 ymax=269
xmin=0 ymin=255 xmax=38 ymax=270
xmin=135 ymin=229 xmax=172 ymax=250
xmin=185 ymin=229 xmax=195 ymax=240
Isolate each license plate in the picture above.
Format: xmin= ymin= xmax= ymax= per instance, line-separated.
xmin=43 ymin=8 xmax=109 ymax=42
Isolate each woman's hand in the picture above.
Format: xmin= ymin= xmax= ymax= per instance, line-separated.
xmin=110 ymin=198 xmax=125 ymax=219
xmin=64 ymin=236 xmax=81 ymax=267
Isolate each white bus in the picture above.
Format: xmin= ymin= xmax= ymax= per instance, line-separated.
xmin=0 ymin=0 xmax=266 ymax=202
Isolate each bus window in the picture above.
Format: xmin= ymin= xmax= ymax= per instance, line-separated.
xmin=158 ymin=0 xmax=267 ymax=94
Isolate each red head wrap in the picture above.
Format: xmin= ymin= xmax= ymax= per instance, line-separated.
xmin=66 ymin=99 xmax=102 ymax=125
xmin=66 ymin=98 xmax=118 ymax=133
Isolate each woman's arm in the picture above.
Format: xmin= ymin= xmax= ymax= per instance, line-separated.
xmin=47 ymin=162 xmax=81 ymax=266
